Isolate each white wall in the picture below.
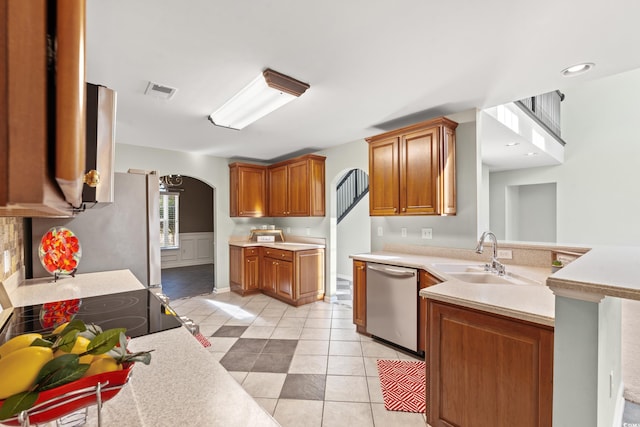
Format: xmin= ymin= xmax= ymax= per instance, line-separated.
xmin=488 ymin=67 xmax=640 ymax=246
xmin=114 ymin=144 xmax=232 ymax=289
xmin=336 ymin=192 xmax=370 ymax=279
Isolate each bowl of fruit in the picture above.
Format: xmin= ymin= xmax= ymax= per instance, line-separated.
xmin=0 ymin=320 xmax=152 ymax=425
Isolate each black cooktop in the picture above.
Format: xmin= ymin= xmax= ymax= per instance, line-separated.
xmin=0 ymin=289 xmax=182 ymax=343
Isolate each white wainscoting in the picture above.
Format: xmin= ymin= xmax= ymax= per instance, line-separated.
xmin=161 ymin=232 xmax=214 ymax=269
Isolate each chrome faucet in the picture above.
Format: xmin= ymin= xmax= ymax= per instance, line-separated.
xmin=475 ymin=231 xmax=506 ymax=276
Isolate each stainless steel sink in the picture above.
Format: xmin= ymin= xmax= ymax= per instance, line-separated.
xmin=431 ymin=263 xmax=487 ymax=273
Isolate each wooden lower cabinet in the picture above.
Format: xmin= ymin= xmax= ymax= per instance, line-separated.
xmin=427 ymin=300 xmax=553 ymax=427
xmin=230 ymin=245 xmax=324 ymax=306
xmin=352 ymin=260 xmax=367 ymax=334
xmin=418 ymin=270 xmax=440 ymax=353
xmin=229 ymin=246 xmax=261 ymax=296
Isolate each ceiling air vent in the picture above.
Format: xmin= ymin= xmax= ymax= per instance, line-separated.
xmin=144 ymin=81 xmax=178 ymax=100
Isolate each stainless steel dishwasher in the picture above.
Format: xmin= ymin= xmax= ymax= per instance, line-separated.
xmin=366 ymin=262 xmax=418 ymax=352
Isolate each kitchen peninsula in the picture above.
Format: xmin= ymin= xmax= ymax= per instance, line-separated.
xmin=0 ymin=270 xmax=280 ymax=427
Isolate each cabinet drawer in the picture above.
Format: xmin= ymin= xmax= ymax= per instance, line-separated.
xmin=244 ymin=247 xmax=259 ymax=257
xmin=263 ymin=248 xmax=293 ymax=261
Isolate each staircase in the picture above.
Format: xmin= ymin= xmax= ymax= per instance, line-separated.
xmin=336 ymin=169 xmax=368 ymax=224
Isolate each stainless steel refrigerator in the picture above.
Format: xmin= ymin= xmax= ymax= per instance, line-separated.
xmin=30 ymin=171 xmax=161 ymax=287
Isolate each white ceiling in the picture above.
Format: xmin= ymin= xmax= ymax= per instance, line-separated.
xmin=85 ymin=0 xmax=640 ymax=162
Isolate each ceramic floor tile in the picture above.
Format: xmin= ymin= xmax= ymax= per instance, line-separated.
xmin=241 ymin=325 xmax=275 ymax=339
xmin=277 ymin=317 xmax=306 ymax=328
xmin=326 ymin=355 xmax=366 ymax=376
xmin=252 ymin=316 xmax=282 ymax=327
xmin=228 ymin=338 xmax=269 ymax=353
xmin=331 ymin=310 xmax=353 ymax=319
xmin=219 ymin=352 xmax=259 ymax=371
xmin=228 ymin=370 xmax=248 ymax=384
xmin=273 ymin=399 xmax=324 ymax=427
xmin=224 ymin=317 xmax=256 ymax=326
xmin=370 ymin=403 xmax=426 ymax=426
xmin=300 ymin=328 xmax=331 ymax=341
xmin=329 ymin=341 xmax=362 ymax=357
xmin=282 ymin=308 xmax=310 ymax=319
xmin=271 ymin=327 xmax=303 ymax=340
xmin=208 ymin=337 xmax=238 ymax=353
xmin=295 ymin=340 xmax=329 ymax=355
xmin=330 ymin=329 xmax=361 ymax=341
xmin=305 ymin=318 xmax=332 ymax=329
xmin=263 ymin=339 xmax=299 ymax=355
xmin=241 ymin=372 xmax=287 ymax=399
xmin=331 ymin=318 xmax=356 ymax=329
xmin=307 ymin=310 xmax=333 ymax=319
xmin=254 ymin=398 xmax=278 ymax=416
xmin=360 ymin=340 xmax=400 ymax=358
xmin=366 ymin=376 xmax=384 ymax=403
xmin=262 ymin=307 xmax=287 ymax=317
xmin=363 ymin=357 xmax=381 ymax=377
xmin=211 ymin=325 xmax=248 ymax=337
xmin=252 ymin=353 xmax=293 ymax=373
xmin=279 ymin=374 xmax=326 ymax=400
xmin=288 ymin=355 xmax=328 ymax=375
xmin=207 ymin=351 xmax=225 ymax=362
xmin=321 ymin=401 xmax=374 ymax=427
xmin=197 ymin=323 xmax=222 ymax=337
xmin=202 ymin=313 xmax=233 ymax=324
xmin=324 ymin=375 xmax=370 ymax=402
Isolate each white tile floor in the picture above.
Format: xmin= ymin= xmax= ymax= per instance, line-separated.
xmin=171 ymin=291 xmax=427 ymax=427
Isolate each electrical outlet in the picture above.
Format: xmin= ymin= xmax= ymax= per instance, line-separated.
xmin=377 ymin=226 xmax=383 ymax=237
xmin=497 ymin=249 xmax=513 ymax=259
xmin=421 ymin=228 xmax=432 ymax=239
xmin=401 ymin=228 xmax=407 ymax=237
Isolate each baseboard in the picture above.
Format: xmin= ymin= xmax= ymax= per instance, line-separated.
xmin=213 ymin=286 xmax=230 ymax=294
xmin=324 ymin=294 xmax=338 ymax=304
xmin=612 ymin=381 xmax=625 ymax=427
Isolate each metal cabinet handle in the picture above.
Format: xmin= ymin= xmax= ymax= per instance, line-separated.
xmin=402 ymin=207 xmax=406 ymax=212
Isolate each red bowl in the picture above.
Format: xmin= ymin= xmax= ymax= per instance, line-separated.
xmin=0 ymin=363 xmax=133 ymax=425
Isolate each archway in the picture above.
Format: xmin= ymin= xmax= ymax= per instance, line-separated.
xmin=158 ymin=175 xmax=216 ymax=299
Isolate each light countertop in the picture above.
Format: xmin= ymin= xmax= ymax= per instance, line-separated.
xmin=0 ymin=270 xmax=280 ymax=427
xmin=229 ymin=241 xmax=325 ymax=251
xmin=351 ymin=251 xmax=555 ymax=327
xmin=546 ymin=246 xmax=640 ymax=301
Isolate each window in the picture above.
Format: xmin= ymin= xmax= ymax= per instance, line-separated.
xmin=160 ymin=192 xmax=179 ymax=249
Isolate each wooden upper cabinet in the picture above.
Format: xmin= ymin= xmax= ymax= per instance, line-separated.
xmin=229 ymin=163 xmax=266 ymax=217
xmin=368 ymin=137 xmax=400 ymax=215
xmin=267 ymin=154 xmax=326 ymax=217
xmin=267 ymin=164 xmax=288 ymax=216
xmin=0 ymin=0 xmax=85 ymax=217
xmin=366 ymin=117 xmax=458 ymax=216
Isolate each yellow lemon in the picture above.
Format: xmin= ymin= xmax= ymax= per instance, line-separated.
xmin=54 ymin=336 xmax=93 ymax=364
xmin=0 ymin=333 xmax=42 ymax=359
xmin=84 ymin=355 xmax=122 ymax=377
xmin=52 ymin=322 xmax=69 ymax=335
xmin=0 ymin=346 xmax=54 ymax=399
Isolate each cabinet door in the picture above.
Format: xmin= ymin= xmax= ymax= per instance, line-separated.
xmin=287 ymin=160 xmax=310 ymax=216
xmin=229 ymin=246 xmax=243 ymax=292
xmin=245 ymin=255 xmax=260 ymax=290
xmin=368 ymin=137 xmax=400 ymax=215
xmin=268 ymin=164 xmax=288 ymax=216
xmin=296 ymin=250 xmax=325 ymax=301
xmin=276 ymin=260 xmax=294 ymax=300
xmin=427 ymin=301 xmax=553 ymax=427
xmin=261 ymin=256 xmax=277 ymax=293
xmin=308 ymin=157 xmax=326 ymax=216
xmin=418 ymin=270 xmax=440 ymax=353
xmin=400 ymin=127 xmax=440 ymax=215
xmin=353 ymin=260 xmax=367 ymax=332
xmin=236 ymin=166 xmax=266 ymax=217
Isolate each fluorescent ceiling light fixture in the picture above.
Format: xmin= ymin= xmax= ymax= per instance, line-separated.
xmin=208 ymin=69 xmax=310 ymax=130
xmin=561 ymin=62 xmax=595 ymax=77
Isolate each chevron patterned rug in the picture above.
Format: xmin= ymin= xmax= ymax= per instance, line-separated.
xmin=376 ymin=359 xmax=426 ymax=413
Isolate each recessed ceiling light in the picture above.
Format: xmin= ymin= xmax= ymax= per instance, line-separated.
xmin=561 ymin=62 xmax=595 ymax=77
xmin=505 ymin=142 xmax=520 ymax=147
xmin=525 ymin=152 xmax=538 ymax=156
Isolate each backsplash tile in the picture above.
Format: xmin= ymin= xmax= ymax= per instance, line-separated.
xmin=0 ymin=217 xmax=24 ymax=281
